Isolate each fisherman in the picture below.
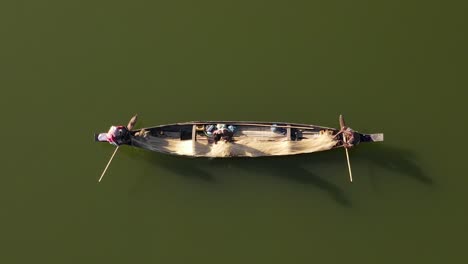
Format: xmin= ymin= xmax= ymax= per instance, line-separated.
xmin=335 ymin=126 xmax=356 ymax=148
xmin=97 ymin=125 xmax=130 ymax=146
xmin=212 ymin=124 xmax=234 ymax=144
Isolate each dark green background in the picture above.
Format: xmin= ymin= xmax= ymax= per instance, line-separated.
xmin=1 ymin=1 xmax=467 ymax=263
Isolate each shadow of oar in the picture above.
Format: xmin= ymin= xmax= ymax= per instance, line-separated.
xmin=354 ymin=144 xmax=432 ymax=185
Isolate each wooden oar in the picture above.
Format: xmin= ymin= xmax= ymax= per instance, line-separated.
xmin=339 ymin=115 xmax=353 ymax=182
xmin=97 ymin=114 xmax=138 ymax=183
xmin=127 ymin=114 xmax=138 ymax=130
xmin=343 ymin=136 xmax=353 ymax=182
xmin=98 ymin=146 xmax=119 ymax=183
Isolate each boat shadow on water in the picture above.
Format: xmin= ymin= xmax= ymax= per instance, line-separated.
xmin=236 ymin=155 xmax=353 ymax=207
xmin=353 ymin=144 xmax=433 ymax=185
xmin=122 ymin=148 xmax=352 ymax=206
xmin=122 ymin=149 xmax=217 ymax=183
xmin=121 ymin=143 xmax=431 ymax=206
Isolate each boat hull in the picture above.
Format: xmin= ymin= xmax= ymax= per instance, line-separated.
xmin=107 ymin=121 xmax=384 ymax=158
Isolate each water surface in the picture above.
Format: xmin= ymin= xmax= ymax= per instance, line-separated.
xmin=1 ymin=1 xmax=467 ymax=263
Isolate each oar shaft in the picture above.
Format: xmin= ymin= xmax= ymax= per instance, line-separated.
xmin=342 ymin=132 xmax=353 ymax=182
xmin=98 ymin=147 xmax=119 ymax=182
xmin=344 ymin=147 xmax=353 ymax=182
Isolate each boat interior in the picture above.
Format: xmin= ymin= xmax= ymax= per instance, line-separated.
xmin=131 ymin=123 xmax=334 ymax=142
xmin=130 ymin=123 xmax=340 ymax=157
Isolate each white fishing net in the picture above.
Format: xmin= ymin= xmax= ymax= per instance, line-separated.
xmin=132 ymin=132 xmax=338 ymax=157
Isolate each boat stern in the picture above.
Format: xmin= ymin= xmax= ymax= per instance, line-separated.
xmin=94 ymin=126 xmax=131 ymax=146
xmin=359 ymin=133 xmax=384 ymax=143
xmin=95 ymin=133 xmax=108 ymax=142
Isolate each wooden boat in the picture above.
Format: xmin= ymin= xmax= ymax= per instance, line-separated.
xmin=94 ymin=115 xmax=383 ymax=158
xmin=94 ymin=115 xmax=383 ymax=182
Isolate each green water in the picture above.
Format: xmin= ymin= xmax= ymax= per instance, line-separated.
xmin=1 ymin=1 xmax=467 ymax=263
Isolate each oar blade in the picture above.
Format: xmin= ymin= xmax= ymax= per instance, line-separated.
xmin=127 ymin=114 xmax=138 ymax=130
xmin=339 ymin=114 xmax=346 ymax=129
